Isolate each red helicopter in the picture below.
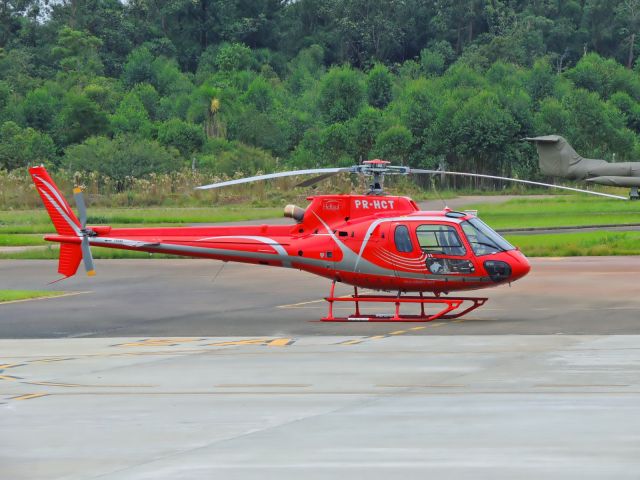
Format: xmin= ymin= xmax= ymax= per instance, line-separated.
xmin=29 ymin=160 xmax=625 ymax=322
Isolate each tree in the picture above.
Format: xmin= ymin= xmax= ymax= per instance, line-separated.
xmin=318 ymin=66 xmax=364 ymax=123
xmin=616 ymin=0 xmax=640 ymax=68
xmin=198 ymin=138 xmax=276 ymax=175
xmin=350 ymin=106 xmax=384 ymax=160
xmin=318 ymin=123 xmax=355 ymax=164
xmin=0 ymin=121 xmax=56 ymax=170
xmin=22 ymin=86 xmax=60 ymax=132
xmin=214 ymin=43 xmax=253 ymax=72
xmin=372 ymin=125 xmax=413 ymax=164
xmin=55 ymin=93 xmax=109 ymax=146
xmin=447 ymin=91 xmax=519 ymax=174
xmin=122 ymin=47 xmax=155 ymax=87
xmin=366 ymin=63 xmax=393 ymax=109
xmin=157 ymin=118 xmax=204 ymax=157
xmin=52 ymin=27 xmax=104 ymax=78
xmin=110 ymin=92 xmax=153 ymax=137
xmin=64 ymin=135 xmax=179 ymax=184
xmin=244 ymin=76 xmax=274 ymax=113
xmin=533 ymin=98 xmax=572 ymax=137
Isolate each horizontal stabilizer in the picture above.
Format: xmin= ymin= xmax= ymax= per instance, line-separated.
xmin=585 ymin=176 xmax=640 ymax=188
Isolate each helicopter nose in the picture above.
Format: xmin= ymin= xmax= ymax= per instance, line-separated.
xmin=483 ymin=250 xmax=530 ymax=283
xmin=506 ymin=250 xmax=531 ymax=281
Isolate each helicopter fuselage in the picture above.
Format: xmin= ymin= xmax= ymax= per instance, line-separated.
xmin=43 ymin=193 xmax=531 ymax=293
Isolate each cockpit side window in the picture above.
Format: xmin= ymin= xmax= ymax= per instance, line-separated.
xmin=394 ymin=225 xmax=413 ymax=253
xmin=416 ymin=224 xmax=466 ymax=256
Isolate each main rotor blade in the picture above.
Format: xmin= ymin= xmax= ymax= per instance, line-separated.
xmin=73 ymin=187 xmax=88 ymax=228
xmin=295 ymin=171 xmax=343 ymax=188
xmin=409 ymin=169 xmax=628 ymax=200
xmin=196 ymin=168 xmax=350 ymax=190
xmin=81 ymin=236 xmax=96 ymax=277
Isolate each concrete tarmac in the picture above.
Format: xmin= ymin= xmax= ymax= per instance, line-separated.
xmin=1 ymin=335 xmax=639 ymax=479
xmin=1 ymin=257 xmax=640 ymax=337
xmin=2 ymin=257 xmax=640 ymax=479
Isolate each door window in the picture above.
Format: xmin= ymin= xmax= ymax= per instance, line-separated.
xmin=416 ymin=224 xmax=465 ymax=256
xmin=394 ymin=225 xmax=413 ymax=253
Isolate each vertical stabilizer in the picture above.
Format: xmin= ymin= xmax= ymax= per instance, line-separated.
xmin=524 ymin=135 xmax=583 ymax=177
xmin=29 ymin=166 xmax=80 ymax=236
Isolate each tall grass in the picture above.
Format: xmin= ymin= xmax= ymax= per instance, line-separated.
xmin=0 ymin=168 xmax=365 ymax=209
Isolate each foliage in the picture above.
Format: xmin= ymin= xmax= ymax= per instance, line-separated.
xmin=318 ymin=66 xmax=365 ymax=123
xmin=4 ymin=2 xmax=640 ymax=195
xmin=0 ymin=122 xmax=56 ymax=169
xmin=157 ymin=118 xmax=204 ymax=157
xmin=64 ymin=135 xmax=179 ymax=185
xmin=366 ymin=64 xmax=393 ymax=109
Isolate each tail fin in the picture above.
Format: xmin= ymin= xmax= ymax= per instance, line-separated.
xmin=29 ymin=166 xmax=81 ymax=236
xmin=524 ymin=135 xmax=583 ymax=178
xmin=29 ymin=166 xmax=84 ymax=278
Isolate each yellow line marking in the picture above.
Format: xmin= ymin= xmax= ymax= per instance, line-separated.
xmin=117 ymin=338 xmax=201 ymax=347
xmin=29 ymin=357 xmax=74 ymax=364
xmin=0 ymin=291 xmax=90 ymax=306
xmin=215 ymin=384 xmax=311 ymax=388
xmin=339 ymin=339 xmax=365 ymax=345
xmin=25 ymin=381 xmax=155 ymax=388
xmin=368 ymin=335 xmax=386 ymax=340
xmin=0 ymin=363 xmax=23 ymax=369
xmin=207 ymin=338 xmax=294 ymax=347
xmin=208 ymin=338 xmax=269 ymax=346
xmin=389 ymin=330 xmax=407 ymax=335
xmin=535 ymin=384 xmax=630 ymax=388
xmin=377 ymin=384 xmax=466 ymax=388
xmin=266 ymin=338 xmax=294 ymax=347
xmin=410 ymin=326 xmax=427 ymax=331
xmin=0 ymin=374 xmax=19 ymax=381
xmin=11 ymin=393 xmax=48 ymax=401
xmin=277 ymin=295 xmax=351 ymax=308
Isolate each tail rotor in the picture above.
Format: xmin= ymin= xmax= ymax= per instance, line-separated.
xmin=72 ymin=187 xmax=96 ymax=277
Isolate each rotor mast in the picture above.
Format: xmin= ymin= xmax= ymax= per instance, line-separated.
xmin=355 ymin=159 xmax=409 ymax=195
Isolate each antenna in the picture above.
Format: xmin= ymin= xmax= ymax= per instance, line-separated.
xmin=430 ymin=175 xmax=448 ymax=210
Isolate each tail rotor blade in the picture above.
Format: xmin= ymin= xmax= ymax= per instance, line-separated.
xmin=81 ymin=236 xmax=96 ymax=277
xmin=73 ymin=187 xmax=88 ymax=229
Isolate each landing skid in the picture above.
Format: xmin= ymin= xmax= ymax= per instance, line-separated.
xmin=322 ymin=281 xmax=488 ymax=322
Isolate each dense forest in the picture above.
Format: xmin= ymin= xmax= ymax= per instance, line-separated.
xmin=3 ymin=0 xmax=640 ymax=186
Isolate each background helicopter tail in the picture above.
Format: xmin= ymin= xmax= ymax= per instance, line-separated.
xmin=524 ymin=135 xmax=584 ymax=178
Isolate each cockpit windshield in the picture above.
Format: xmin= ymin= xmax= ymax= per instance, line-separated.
xmin=461 ymin=218 xmax=515 ymax=256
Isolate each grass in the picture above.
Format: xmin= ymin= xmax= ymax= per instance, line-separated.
xmin=0 ymin=206 xmax=284 ymax=234
xmin=466 ymin=195 xmax=640 ymax=229
xmin=505 ymin=231 xmax=640 ymax=257
xmin=0 ymin=290 xmax=66 ymax=302
xmin=0 ymin=233 xmax=46 ymax=246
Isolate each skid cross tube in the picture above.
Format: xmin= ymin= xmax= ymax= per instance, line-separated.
xmin=322 ymin=286 xmax=488 ymax=322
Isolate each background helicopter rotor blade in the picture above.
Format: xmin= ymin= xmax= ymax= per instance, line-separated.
xmin=294 ymin=171 xmax=343 ymax=188
xmin=409 ymin=169 xmax=628 ymax=200
xmin=73 ymin=187 xmax=88 ymax=229
xmin=196 ymin=168 xmax=351 ymax=190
